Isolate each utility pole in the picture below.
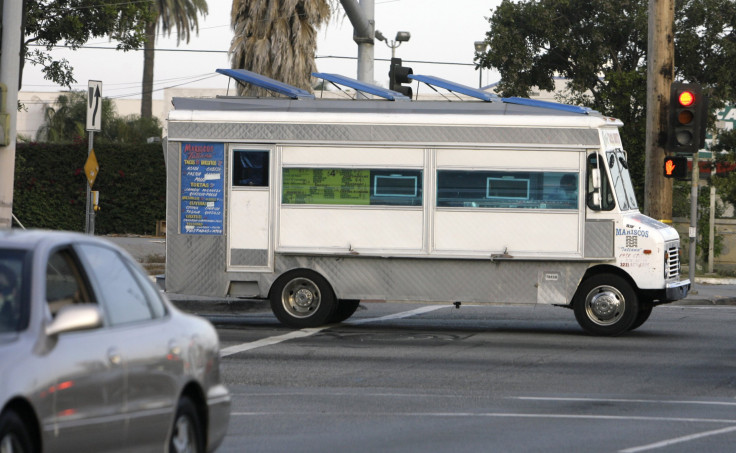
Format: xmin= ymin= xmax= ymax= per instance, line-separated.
xmin=0 ymin=0 xmax=23 ymax=228
xmin=340 ymin=0 xmax=375 ymax=85
xmin=643 ymin=0 xmax=675 ymax=222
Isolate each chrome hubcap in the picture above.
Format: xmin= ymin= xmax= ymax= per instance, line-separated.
xmin=585 ymin=285 xmax=625 ymax=326
xmin=282 ymin=278 xmax=321 ymax=318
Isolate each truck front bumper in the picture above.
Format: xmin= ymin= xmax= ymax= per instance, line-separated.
xmin=665 ymin=279 xmax=690 ymax=301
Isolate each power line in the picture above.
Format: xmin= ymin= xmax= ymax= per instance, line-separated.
xmin=26 ymin=44 xmax=475 ymax=66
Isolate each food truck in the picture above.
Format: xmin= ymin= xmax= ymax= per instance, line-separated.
xmin=164 ymin=69 xmax=689 ymax=336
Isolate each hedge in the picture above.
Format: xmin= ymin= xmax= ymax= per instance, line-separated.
xmin=13 ymin=142 xmax=166 ymax=235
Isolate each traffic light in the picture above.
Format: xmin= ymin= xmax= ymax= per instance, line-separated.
xmin=388 ymin=57 xmax=413 ymax=98
xmin=663 ymin=155 xmax=688 ymax=179
xmin=667 ymin=82 xmax=706 ymax=153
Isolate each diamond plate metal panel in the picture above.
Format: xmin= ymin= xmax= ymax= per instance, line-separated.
xmin=231 ymin=248 xmax=268 ymax=267
xmin=584 ymin=220 xmax=615 ymax=259
xmin=169 ymin=122 xmax=600 ymax=147
xmin=165 ymin=141 xmax=230 ymax=295
xmin=263 ymin=255 xmax=589 ymax=305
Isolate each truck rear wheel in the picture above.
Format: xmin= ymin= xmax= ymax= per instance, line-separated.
xmin=270 ymin=270 xmax=337 ymax=328
xmin=573 ymin=274 xmax=638 ymax=336
xmin=330 ymin=300 xmax=360 ymax=323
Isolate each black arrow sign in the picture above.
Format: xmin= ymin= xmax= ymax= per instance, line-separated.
xmin=92 ymin=86 xmax=101 ymax=126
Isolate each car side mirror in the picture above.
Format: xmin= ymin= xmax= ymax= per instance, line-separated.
xmin=46 ymin=303 xmax=103 ymax=337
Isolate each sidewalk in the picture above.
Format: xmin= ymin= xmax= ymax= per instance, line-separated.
xmin=675 ymin=279 xmax=736 ymax=306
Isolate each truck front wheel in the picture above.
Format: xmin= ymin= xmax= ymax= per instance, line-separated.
xmin=270 ymin=270 xmax=337 ymax=328
xmin=573 ymin=274 xmax=639 ymax=336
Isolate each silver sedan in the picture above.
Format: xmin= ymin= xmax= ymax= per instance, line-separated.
xmin=0 ymin=230 xmax=230 ymax=452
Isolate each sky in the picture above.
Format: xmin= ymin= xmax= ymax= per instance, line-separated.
xmin=20 ymin=0 xmax=503 ymax=100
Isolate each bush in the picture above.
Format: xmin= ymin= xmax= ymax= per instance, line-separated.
xmin=14 ymin=142 xmax=166 ymax=235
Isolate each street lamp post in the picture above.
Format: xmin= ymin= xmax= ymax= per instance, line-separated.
xmin=376 ymin=30 xmax=411 ymax=58
xmin=474 ymin=41 xmax=488 ymax=89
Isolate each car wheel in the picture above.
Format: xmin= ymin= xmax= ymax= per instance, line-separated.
xmin=270 ymin=269 xmax=337 ymax=328
xmin=169 ymin=397 xmax=204 ymax=453
xmin=573 ymin=274 xmax=638 ymax=336
xmin=330 ymin=300 xmax=360 ymax=323
xmin=0 ymin=410 xmax=33 ymax=453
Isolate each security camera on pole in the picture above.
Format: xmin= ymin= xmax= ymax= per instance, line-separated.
xmin=85 ymin=80 xmax=102 ymax=235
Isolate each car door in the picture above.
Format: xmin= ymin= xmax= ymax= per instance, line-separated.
xmin=42 ymin=247 xmax=126 ymax=453
xmin=75 ymin=243 xmax=179 ymax=450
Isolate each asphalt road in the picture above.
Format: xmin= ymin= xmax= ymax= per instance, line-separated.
xmin=211 ymin=302 xmax=736 ymax=453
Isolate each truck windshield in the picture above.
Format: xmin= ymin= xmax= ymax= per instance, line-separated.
xmin=606 ymin=149 xmax=638 ymax=211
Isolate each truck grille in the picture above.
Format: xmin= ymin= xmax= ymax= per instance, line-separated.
xmin=665 ymin=244 xmax=680 ymax=280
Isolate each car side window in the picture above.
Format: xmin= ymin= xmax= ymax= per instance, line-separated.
xmin=76 ymin=244 xmax=159 ymax=326
xmin=46 ymin=249 xmax=94 ymax=318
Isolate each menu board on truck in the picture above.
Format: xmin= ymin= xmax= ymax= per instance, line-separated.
xmin=180 ymin=142 xmax=224 ymax=234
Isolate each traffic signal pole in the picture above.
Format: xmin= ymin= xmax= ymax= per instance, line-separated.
xmin=643 ymin=0 xmax=675 ymax=222
xmin=340 ymin=0 xmax=376 ymax=89
xmin=689 ymin=153 xmax=698 ymax=284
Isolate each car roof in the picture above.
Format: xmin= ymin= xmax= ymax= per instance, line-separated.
xmin=0 ymin=229 xmax=119 ymax=252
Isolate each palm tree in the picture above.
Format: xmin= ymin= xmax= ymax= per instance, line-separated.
xmin=230 ymin=0 xmax=333 ymax=96
xmin=141 ymin=0 xmax=209 ymax=118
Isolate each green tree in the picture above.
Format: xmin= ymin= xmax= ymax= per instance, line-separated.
xmin=476 ymin=0 xmax=736 ymax=202
xmin=36 ymin=91 xmax=161 ymax=144
xmin=23 ymin=0 xmax=153 ymax=89
xmin=229 ymin=0 xmax=333 ymax=96
xmin=141 ymin=0 xmax=209 ymax=118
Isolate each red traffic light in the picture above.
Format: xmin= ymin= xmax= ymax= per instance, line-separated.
xmin=667 ymin=82 xmax=705 ymax=153
xmin=678 ymin=90 xmax=695 ymax=107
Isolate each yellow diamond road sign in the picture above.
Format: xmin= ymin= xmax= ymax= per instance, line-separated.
xmin=84 ymin=150 xmax=99 ymax=187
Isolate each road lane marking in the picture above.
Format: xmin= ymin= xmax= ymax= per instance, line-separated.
xmin=514 ymin=396 xmax=736 ymax=407
xmin=619 ymin=425 xmax=736 ymax=453
xmin=229 ymin=411 xmax=736 ymax=424
xmin=344 ymin=305 xmax=446 ymax=325
xmin=220 ymin=305 xmax=447 ymax=357
xmin=220 ymin=327 xmax=329 ymax=357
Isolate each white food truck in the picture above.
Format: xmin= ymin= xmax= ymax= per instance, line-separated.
xmin=164 ymin=69 xmax=689 ymax=336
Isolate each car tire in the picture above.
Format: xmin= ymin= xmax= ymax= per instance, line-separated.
xmin=169 ymin=397 xmax=204 ymax=453
xmin=330 ymin=300 xmax=361 ymax=323
xmin=270 ymin=269 xmax=337 ymax=328
xmin=0 ymin=410 xmax=34 ymax=453
xmin=573 ymin=274 xmax=639 ymax=336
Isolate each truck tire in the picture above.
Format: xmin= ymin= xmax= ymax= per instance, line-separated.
xmin=270 ymin=269 xmax=337 ymax=328
xmin=573 ymin=274 xmax=639 ymax=336
xmin=628 ymin=305 xmax=653 ymax=331
xmin=330 ymin=300 xmax=361 ymax=323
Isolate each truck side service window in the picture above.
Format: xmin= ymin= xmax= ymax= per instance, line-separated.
xmin=282 ymin=168 xmax=423 ymax=206
xmin=586 ymin=153 xmax=615 ymax=211
xmin=233 ymin=150 xmax=269 ymax=187
xmin=436 ymin=170 xmax=578 ymax=209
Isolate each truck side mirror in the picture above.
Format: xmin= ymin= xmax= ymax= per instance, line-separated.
xmin=592 ymin=169 xmax=601 ymax=189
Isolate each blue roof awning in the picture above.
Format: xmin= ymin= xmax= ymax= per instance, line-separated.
xmin=216 ymin=68 xmax=315 ymax=99
xmin=313 ymin=72 xmax=410 ymax=101
xmin=408 ymin=74 xmax=499 ymax=102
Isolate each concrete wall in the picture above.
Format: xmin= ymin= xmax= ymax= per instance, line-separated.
xmin=673 ymin=218 xmax=736 ymax=272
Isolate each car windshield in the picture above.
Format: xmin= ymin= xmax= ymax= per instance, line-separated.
xmin=606 ymin=149 xmax=638 ymax=211
xmin=0 ymin=249 xmax=30 ymax=333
